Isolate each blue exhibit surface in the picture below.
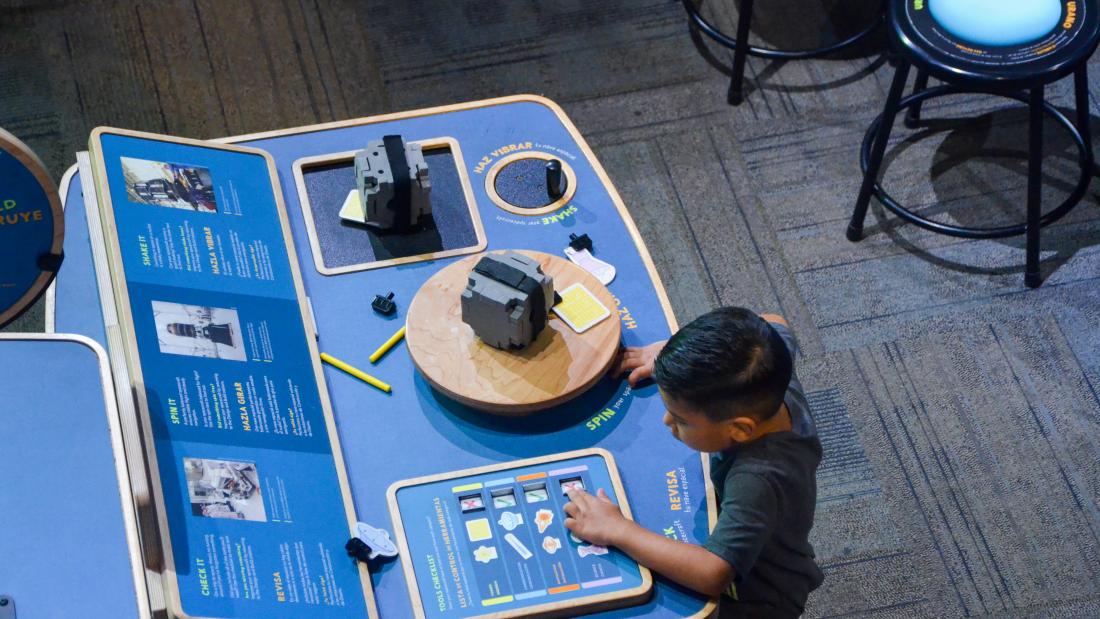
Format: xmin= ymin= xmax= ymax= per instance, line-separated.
xmin=0 ymin=130 xmax=62 ymax=327
xmin=929 ymin=0 xmax=1061 ymax=47
xmin=390 ymin=451 xmax=649 ymax=618
xmin=56 ymin=97 xmax=715 ymax=618
xmin=51 ymin=164 xmax=106 ymax=341
xmin=0 ymin=336 xmax=144 ymax=619
xmin=88 ymin=132 xmax=372 ymax=619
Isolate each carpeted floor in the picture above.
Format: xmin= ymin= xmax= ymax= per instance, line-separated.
xmin=3 ymin=1 xmax=1100 ymax=616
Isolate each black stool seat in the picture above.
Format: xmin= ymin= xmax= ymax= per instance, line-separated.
xmin=848 ymin=0 xmax=1100 ymax=288
xmin=896 ymin=0 xmax=1100 ymax=89
xmin=683 ymin=0 xmax=887 ymax=105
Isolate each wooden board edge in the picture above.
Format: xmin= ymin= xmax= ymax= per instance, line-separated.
xmin=289 ymin=154 xmax=338 ymax=276
xmin=386 ymin=447 xmax=653 ymax=619
xmin=595 ymin=447 xmax=654 ymax=600
xmin=87 ymin=126 xmax=379 ymax=619
xmin=385 ymin=447 xmax=613 ymax=499
xmin=0 ymin=333 xmax=153 ymax=619
xmin=218 ymin=95 xmax=559 ymax=144
xmin=290 ymin=136 xmax=487 ymax=276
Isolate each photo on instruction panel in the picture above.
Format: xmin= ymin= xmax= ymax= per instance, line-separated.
xmin=152 ymin=300 xmax=246 ymax=361
xmin=184 ymin=458 xmax=267 ymax=522
xmin=121 ymin=156 xmax=218 ymax=213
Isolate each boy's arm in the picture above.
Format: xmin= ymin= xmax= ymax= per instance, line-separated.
xmin=615 ymin=340 xmax=667 ymax=386
xmin=565 ymin=489 xmax=734 ymax=598
xmin=602 ymin=519 xmax=735 ymax=598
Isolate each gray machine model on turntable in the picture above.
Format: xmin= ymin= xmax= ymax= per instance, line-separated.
xmin=461 ymin=251 xmax=556 ymax=350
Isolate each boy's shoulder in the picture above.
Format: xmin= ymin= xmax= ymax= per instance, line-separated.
xmin=711 ymin=426 xmax=820 ymax=494
xmin=711 ymin=370 xmax=821 ymax=492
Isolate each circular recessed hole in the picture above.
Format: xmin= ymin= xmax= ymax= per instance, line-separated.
xmin=484 ymin=152 xmax=577 ymax=217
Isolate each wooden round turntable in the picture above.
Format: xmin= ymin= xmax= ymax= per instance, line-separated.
xmin=406 ymin=250 xmax=621 ymax=415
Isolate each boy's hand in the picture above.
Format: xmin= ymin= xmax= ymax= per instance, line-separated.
xmin=615 ymin=341 xmax=667 ymax=386
xmin=564 ymin=488 xmax=633 ymax=546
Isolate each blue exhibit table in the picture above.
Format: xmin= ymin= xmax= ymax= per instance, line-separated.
xmin=51 ymin=95 xmax=716 ymax=618
xmin=0 ymin=335 xmax=147 ymax=619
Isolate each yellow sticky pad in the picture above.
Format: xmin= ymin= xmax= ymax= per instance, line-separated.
xmin=338 ymin=189 xmax=365 ymax=223
xmin=552 ymin=283 xmax=611 ymax=334
xmin=465 ymin=518 xmax=493 ymax=542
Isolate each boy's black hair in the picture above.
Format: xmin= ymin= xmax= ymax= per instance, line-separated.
xmin=653 ymin=307 xmax=792 ymax=422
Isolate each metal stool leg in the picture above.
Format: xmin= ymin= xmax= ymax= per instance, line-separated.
xmin=1074 ymin=65 xmax=1098 ymax=177
xmin=848 ymin=61 xmax=911 ymax=241
xmin=728 ymin=0 xmax=755 ymax=105
xmin=1026 ymin=86 xmax=1044 ymax=288
xmin=905 ymin=70 xmax=930 ymax=128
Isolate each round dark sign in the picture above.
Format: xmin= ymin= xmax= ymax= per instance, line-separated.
xmin=0 ymin=128 xmax=63 ymax=328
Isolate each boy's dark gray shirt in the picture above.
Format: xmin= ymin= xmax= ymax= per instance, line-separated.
xmin=704 ymin=322 xmax=824 ymax=614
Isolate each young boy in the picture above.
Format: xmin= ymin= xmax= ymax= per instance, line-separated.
xmin=564 ymin=307 xmax=823 ymax=618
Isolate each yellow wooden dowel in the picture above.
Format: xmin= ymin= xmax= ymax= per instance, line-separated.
xmin=370 ymin=325 xmax=407 ymax=364
xmin=320 ymin=352 xmax=391 ymax=393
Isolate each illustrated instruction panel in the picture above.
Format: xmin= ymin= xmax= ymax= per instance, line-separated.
xmin=390 ymin=451 xmax=649 ymax=618
xmin=91 ymin=130 xmax=371 ymax=619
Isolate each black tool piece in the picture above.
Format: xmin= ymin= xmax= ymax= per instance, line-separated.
xmin=372 ymin=292 xmax=397 ymax=316
xmin=346 ymin=537 xmax=373 ymax=563
xmin=383 ymin=134 xmax=412 ymax=232
xmin=568 ymin=233 xmax=593 ymax=253
xmin=546 ymin=159 xmax=566 ymax=200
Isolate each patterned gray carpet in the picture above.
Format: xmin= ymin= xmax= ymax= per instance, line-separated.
xmin=3 ymin=1 xmax=1099 ymax=616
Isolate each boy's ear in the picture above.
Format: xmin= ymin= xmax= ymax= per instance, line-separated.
xmin=728 ymin=416 xmax=757 ymax=442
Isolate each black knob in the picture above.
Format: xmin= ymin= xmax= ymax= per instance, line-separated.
xmin=546 ymin=159 xmax=566 ymax=200
xmin=346 ymin=537 xmax=373 ymax=562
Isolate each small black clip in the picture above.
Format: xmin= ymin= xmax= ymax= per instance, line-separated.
xmin=568 ymin=233 xmax=593 ymax=253
xmin=372 ymin=292 xmax=396 ymax=316
xmin=346 ymin=537 xmax=373 ymax=563
xmin=37 ymin=251 xmax=64 ymax=272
